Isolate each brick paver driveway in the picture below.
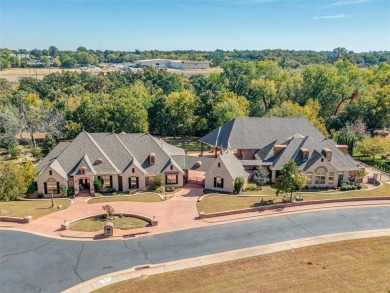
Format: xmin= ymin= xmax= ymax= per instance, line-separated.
xmin=3 ymin=184 xmax=205 ymax=237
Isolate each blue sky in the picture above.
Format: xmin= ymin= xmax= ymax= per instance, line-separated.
xmin=0 ymin=0 xmax=389 ymax=52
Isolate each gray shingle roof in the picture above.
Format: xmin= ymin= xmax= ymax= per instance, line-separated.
xmin=172 ymin=155 xmax=216 ymax=172
xmin=254 ymin=135 xmax=359 ymax=171
xmin=220 ymin=151 xmax=249 ymax=180
xmin=37 ymin=132 xmax=189 ymax=178
xmin=199 ymin=118 xmax=325 ymax=149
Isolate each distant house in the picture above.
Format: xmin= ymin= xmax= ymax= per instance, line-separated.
xmin=35 ymin=131 xmax=213 ymax=197
xmin=135 ymin=59 xmax=210 ymax=70
xmin=200 ymin=118 xmax=360 ymax=192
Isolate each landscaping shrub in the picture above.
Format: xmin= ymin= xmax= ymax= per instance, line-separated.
xmin=165 ymin=187 xmax=175 ymax=192
xmin=67 ymin=187 xmax=75 ymax=197
xmin=93 ymin=178 xmax=103 ymax=192
xmin=31 ymin=147 xmax=43 ymax=160
xmin=233 ymin=177 xmax=245 ymax=194
xmin=244 ymin=184 xmax=257 ymax=192
xmin=38 ymin=192 xmax=44 ymax=199
xmin=340 ymin=182 xmax=362 ymax=191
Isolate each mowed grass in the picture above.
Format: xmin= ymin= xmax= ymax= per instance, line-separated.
xmin=302 ymin=182 xmax=390 ymax=201
xmin=94 ymin=237 xmax=390 ymax=293
xmin=198 ymin=183 xmax=390 ymax=214
xmin=0 ymin=199 xmax=71 ymax=219
xmin=197 ymin=195 xmax=283 ymax=214
xmin=88 ymin=193 xmax=162 ymax=204
xmin=160 ymin=136 xmax=201 ymax=152
xmin=69 ymin=217 xmax=150 ymax=232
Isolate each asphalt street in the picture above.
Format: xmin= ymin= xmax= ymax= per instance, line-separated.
xmin=0 ymin=206 xmax=389 ymax=293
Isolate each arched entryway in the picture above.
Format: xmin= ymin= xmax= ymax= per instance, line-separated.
xmin=77 ymin=178 xmax=91 ymax=193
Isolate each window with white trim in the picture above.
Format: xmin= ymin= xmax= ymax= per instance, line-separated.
xmin=328 ymin=172 xmax=335 ymax=185
xmin=47 ymin=178 xmax=58 ymax=194
xmin=315 ymin=167 xmax=326 ymax=184
xmin=166 ymin=174 xmax=178 ymax=185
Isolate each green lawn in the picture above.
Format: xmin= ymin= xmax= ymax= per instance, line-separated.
xmin=198 ymin=183 xmax=390 ymax=214
xmin=69 ymin=216 xmax=150 ymax=232
xmin=160 ymin=136 xmax=201 ymax=152
xmin=198 ymin=195 xmax=283 ymax=214
xmin=242 ymin=184 xmax=279 ymax=195
xmin=88 ymin=193 xmax=162 ymax=204
xmin=94 ymin=237 xmax=390 ymax=293
xmin=0 ymin=199 xmax=71 ymax=219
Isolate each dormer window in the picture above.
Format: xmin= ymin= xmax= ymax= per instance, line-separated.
xmin=170 ymin=165 xmax=173 ymax=170
xmin=301 ymin=148 xmax=309 ymax=161
xmin=132 ymin=168 xmax=135 ymax=173
xmin=322 ymin=148 xmax=332 ymax=161
xmin=80 ymin=166 xmax=86 ymax=175
xmin=49 ymin=170 xmax=52 ymax=176
xmin=95 ymin=158 xmax=103 ymax=165
xmin=273 ymin=145 xmax=287 ymax=157
xmin=150 ymin=153 xmax=156 ymax=165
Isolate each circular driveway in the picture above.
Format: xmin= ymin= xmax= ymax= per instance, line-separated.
xmin=1 ymin=206 xmax=389 ymax=293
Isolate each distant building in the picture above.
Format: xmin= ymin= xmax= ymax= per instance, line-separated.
xmin=11 ymin=53 xmax=30 ymax=59
xmin=135 ymin=59 xmax=210 ymax=70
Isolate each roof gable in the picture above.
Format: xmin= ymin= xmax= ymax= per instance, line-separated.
xmin=200 ymin=118 xmax=325 ymax=149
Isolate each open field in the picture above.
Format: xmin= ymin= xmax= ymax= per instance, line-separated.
xmin=160 ymin=136 xmax=201 ymax=152
xmin=69 ymin=216 xmax=149 ymax=232
xmin=0 ymin=199 xmax=71 ymax=219
xmin=0 ymin=67 xmax=117 ymax=82
xmin=198 ymin=183 xmax=390 ymax=214
xmin=88 ymin=193 xmax=162 ymax=204
xmin=94 ymin=237 xmax=390 ymax=293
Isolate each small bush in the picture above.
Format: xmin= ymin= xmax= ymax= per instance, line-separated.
xmin=118 ymin=213 xmax=123 ymax=218
xmin=165 ymin=187 xmax=175 ymax=192
xmin=31 ymin=147 xmax=43 ymax=160
xmin=38 ymin=192 xmax=44 ymax=199
xmin=67 ymin=187 xmax=75 ymax=197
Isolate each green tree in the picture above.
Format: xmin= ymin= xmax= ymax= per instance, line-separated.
xmin=164 ymin=90 xmax=197 ymax=137
xmin=0 ymin=161 xmax=37 ymax=201
xmin=42 ymin=134 xmax=56 ymax=156
xmin=274 ymin=160 xmax=299 ymax=200
xmin=7 ymin=140 xmax=20 ymax=158
xmin=292 ymin=171 xmax=307 ymax=201
xmin=357 ymin=137 xmax=390 ymax=161
xmin=48 ymin=46 xmax=59 ymax=57
xmin=213 ymin=92 xmax=249 ymax=126
xmin=252 ymin=166 xmax=270 ymax=189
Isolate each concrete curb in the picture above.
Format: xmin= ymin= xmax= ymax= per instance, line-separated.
xmin=63 ymin=229 xmax=390 ymax=293
xmin=1 ymin=202 xmax=389 ymax=241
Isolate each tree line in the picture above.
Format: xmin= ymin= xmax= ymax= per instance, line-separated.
xmin=1 ymin=46 xmax=390 ymax=70
xmin=0 ymin=60 xmax=389 ymax=159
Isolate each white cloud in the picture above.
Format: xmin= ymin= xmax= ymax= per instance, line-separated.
xmin=328 ymin=0 xmax=370 ymax=8
xmin=312 ymin=14 xmax=349 ymax=20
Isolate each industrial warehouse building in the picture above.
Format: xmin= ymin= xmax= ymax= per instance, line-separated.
xmin=135 ymin=59 xmax=210 ymax=70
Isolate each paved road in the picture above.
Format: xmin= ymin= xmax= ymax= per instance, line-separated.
xmin=1 ymin=206 xmax=389 ymax=293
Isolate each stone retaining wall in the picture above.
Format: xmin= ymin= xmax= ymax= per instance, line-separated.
xmin=0 ymin=216 xmax=32 ymax=223
xmin=199 ymin=197 xmax=390 ymax=219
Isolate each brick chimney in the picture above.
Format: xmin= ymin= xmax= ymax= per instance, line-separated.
xmin=336 ymin=145 xmax=348 ymax=155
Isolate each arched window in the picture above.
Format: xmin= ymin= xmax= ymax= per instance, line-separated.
xmin=315 ymin=167 xmax=326 ymax=184
xmin=47 ymin=178 xmax=58 ymax=194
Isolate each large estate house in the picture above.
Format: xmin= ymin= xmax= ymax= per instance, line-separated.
xmin=36 ymin=118 xmax=361 ymax=196
xmin=199 ymin=118 xmax=361 ymax=193
xmin=35 ymin=131 xmax=212 ymax=197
